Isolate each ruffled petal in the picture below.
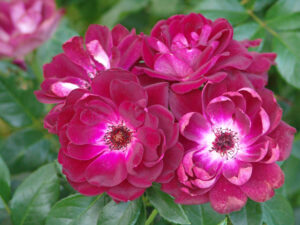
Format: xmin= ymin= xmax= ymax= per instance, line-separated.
xmin=85 ymin=151 xmax=127 ymax=187
xmin=240 ymin=163 xmax=284 ymax=202
xmin=209 ymin=177 xmax=247 ymax=214
xmin=222 ymin=160 xmax=252 ymax=186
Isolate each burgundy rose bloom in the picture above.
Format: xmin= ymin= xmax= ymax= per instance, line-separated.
xmin=35 ymin=24 xmax=142 ymax=104
xmin=162 ymin=73 xmax=296 ymax=214
xmin=56 ymin=69 xmax=183 ymax=201
xmin=0 ymin=0 xmax=63 ymax=62
xmin=137 ymin=13 xmax=275 ymax=93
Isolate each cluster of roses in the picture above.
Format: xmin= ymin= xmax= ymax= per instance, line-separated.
xmin=4 ymin=2 xmax=293 ymax=214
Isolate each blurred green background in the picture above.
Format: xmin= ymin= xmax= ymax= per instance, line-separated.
xmin=1 ymin=0 xmax=300 ymax=224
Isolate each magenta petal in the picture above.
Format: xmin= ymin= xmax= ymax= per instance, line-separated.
xmin=137 ymin=127 xmax=161 ymax=162
xmin=66 ymin=144 xmax=106 ymax=160
xmin=245 ymin=108 xmax=270 ymax=145
xmin=67 ymin=116 xmax=106 ymax=145
xmin=154 ymin=53 xmax=194 ymax=79
xmin=86 ymin=39 xmax=110 ymax=69
xmin=145 ymin=82 xmax=169 ymax=107
xmin=85 ymin=24 xmax=112 ymax=55
xmin=169 ymin=89 xmax=202 ymax=120
xmin=127 ymin=161 xmax=163 ymax=188
xmin=63 ymin=36 xmax=94 ymax=73
xmin=111 ymin=24 xmax=130 ymax=46
xmin=257 ymin=88 xmax=282 ymax=131
xmin=126 ymin=142 xmax=144 ymax=174
xmin=268 ymin=121 xmax=296 ymax=161
xmin=68 ymin=179 xmax=107 ymax=196
xmin=149 ymin=105 xmax=179 ymax=148
xmin=171 ymin=78 xmax=206 ymax=94
xmin=85 ymin=151 xmax=127 ymax=187
xmin=238 ymin=88 xmax=262 ymax=117
xmin=118 ymin=101 xmax=145 ymax=128
xmin=110 ymin=79 xmax=147 ymax=107
xmin=117 ymin=33 xmax=142 ymax=69
xmin=91 ymin=69 xmax=138 ymax=98
xmin=180 ymin=112 xmax=211 ymax=144
xmin=222 ymin=160 xmax=252 ymax=186
xmin=241 ymin=163 xmax=284 ymax=202
xmin=237 ymin=139 xmax=268 ymax=162
xmin=206 ymin=96 xmax=235 ymax=124
xmin=161 ymin=178 xmax=209 ymax=205
xmin=107 ymin=181 xmax=145 ymax=201
xmin=59 ymin=150 xmax=91 ymax=183
xmin=233 ymin=108 xmax=251 ymax=137
xmin=157 ymin=143 xmax=184 ymax=183
xmin=209 ymin=177 xmax=247 ymax=214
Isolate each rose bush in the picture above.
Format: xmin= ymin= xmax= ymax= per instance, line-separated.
xmin=1 ymin=1 xmax=299 ymax=224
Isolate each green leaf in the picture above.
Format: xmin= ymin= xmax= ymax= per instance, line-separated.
xmin=291 ymin=140 xmax=300 ymax=160
xmin=0 ymin=128 xmax=53 ymax=174
xmin=36 ymin=19 xmax=78 ymax=74
xmin=134 ymin=204 xmax=146 ymax=225
xmin=272 ymin=32 xmax=300 ymax=89
xmin=0 ymin=156 xmax=10 ymax=203
xmin=218 ymin=217 xmax=229 ymax=225
xmin=281 ymin=156 xmax=300 ymax=196
xmin=11 ymin=163 xmax=60 ymax=225
xmin=229 ymin=200 xmax=262 ymax=225
xmin=46 ymin=194 xmax=107 ymax=225
xmin=98 ymin=198 xmax=142 ymax=225
xmin=100 ymin=0 xmax=149 ymax=28
xmin=0 ymin=74 xmax=43 ymax=128
xmin=266 ymin=0 xmax=300 ymax=19
xmin=149 ymin=0 xmax=179 ymax=17
xmin=261 ymin=194 xmax=294 ymax=225
xmin=188 ymin=0 xmax=248 ymax=25
xmin=233 ymin=22 xmax=260 ymax=41
xmin=147 ymin=185 xmax=190 ymax=225
xmin=266 ymin=12 xmax=300 ymax=31
xmin=182 ymin=204 xmax=225 ymax=225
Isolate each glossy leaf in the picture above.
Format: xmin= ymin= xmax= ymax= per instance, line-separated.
xmin=281 ymin=156 xmax=300 ymax=196
xmin=98 ymin=198 xmax=142 ymax=225
xmin=272 ymin=32 xmax=300 ymax=89
xmin=46 ymin=194 xmax=107 ymax=225
xmin=189 ymin=0 xmax=248 ymax=25
xmin=0 ymin=128 xmax=53 ymax=174
xmin=147 ymin=185 xmax=190 ymax=225
xmin=229 ymin=200 xmax=262 ymax=225
xmin=11 ymin=163 xmax=60 ymax=225
xmin=100 ymin=0 xmax=149 ymax=28
xmin=0 ymin=75 xmax=43 ymax=128
xmin=261 ymin=194 xmax=294 ymax=225
xmin=233 ymin=22 xmax=260 ymax=41
xmin=182 ymin=204 xmax=225 ymax=225
xmin=0 ymin=156 xmax=10 ymax=203
xmin=267 ymin=12 xmax=300 ymax=31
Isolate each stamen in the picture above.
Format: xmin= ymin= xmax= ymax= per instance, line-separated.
xmin=103 ymin=121 xmax=133 ymax=150
xmin=210 ymin=127 xmax=239 ymax=160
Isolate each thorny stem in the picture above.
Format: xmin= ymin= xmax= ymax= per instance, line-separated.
xmin=145 ymin=209 xmax=158 ymax=225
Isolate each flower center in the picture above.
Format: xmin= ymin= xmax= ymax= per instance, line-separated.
xmin=211 ymin=128 xmax=239 ymax=159
xmin=104 ymin=122 xmax=133 ymax=150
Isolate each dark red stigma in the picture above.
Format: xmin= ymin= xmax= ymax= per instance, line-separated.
xmin=211 ymin=128 xmax=239 ymax=158
xmin=104 ymin=123 xmax=133 ymax=150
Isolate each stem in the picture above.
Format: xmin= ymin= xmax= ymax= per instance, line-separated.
xmin=145 ymin=209 xmax=158 ymax=225
xmin=246 ymin=9 xmax=279 ymax=38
